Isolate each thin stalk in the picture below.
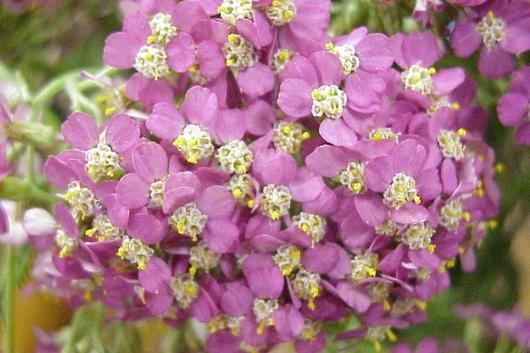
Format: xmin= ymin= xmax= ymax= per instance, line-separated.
xmin=4 ymin=246 xmax=15 ymax=353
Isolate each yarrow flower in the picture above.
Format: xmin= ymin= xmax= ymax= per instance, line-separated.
xmin=22 ymin=3 xmax=504 ymax=352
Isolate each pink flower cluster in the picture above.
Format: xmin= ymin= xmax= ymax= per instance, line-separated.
xmin=24 ymin=0 xmax=501 ymax=351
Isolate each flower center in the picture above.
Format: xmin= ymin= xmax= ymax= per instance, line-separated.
xmin=292 ymin=269 xmax=321 ymax=310
xmin=400 ymin=222 xmax=434 ymax=251
xmin=63 ymin=180 xmax=101 ymax=221
xmin=85 ymin=213 xmax=124 ymax=241
xmin=169 ymin=274 xmax=199 ymax=309
xmin=439 ymin=198 xmax=469 ymax=231
xmin=226 ymin=173 xmax=255 ymax=208
xmin=55 ymin=228 xmax=76 ymax=258
xmin=266 ymin=0 xmax=296 ymax=26
xmin=311 ymin=85 xmax=347 ymax=120
xmin=374 ymin=219 xmax=401 ymax=237
xmin=411 ymin=267 xmax=431 ymax=282
xmin=271 ymin=49 xmax=294 ymax=74
xmin=85 ymin=142 xmax=122 ymax=183
xmin=326 ymin=43 xmax=360 ymax=75
xmin=273 ymin=244 xmax=301 ymax=276
xmin=217 ymin=0 xmax=253 ymax=26
xmin=300 ymin=320 xmax=322 ymax=341
xmin=293 ymin=212 xmax=326 ymax=246
xmin=369 ymin=127 xmax=399 ymax=142
xmin=272 ymin=121 xmax=310 ymax=154
xmin=116 ymin=236 xmax=154 ymax=270
xmin=252 ymin=298 xmax=278 ymax=334
xmin=350 ymin=253 xmax=378 ymax=283
xmin=168 ymin=202 xmax=207 ymax=242
xmin=367 ymin=282 xmax=392 ymax=302
xmin=173 ymin=124 xmax=215 ymax=164
xmin=427 ymin=95 xmax=460 ymax=117
xmin=147 ymin=13 xmax=178 ymax=45
xmin=437 ymin=128 xmax=466 ymax=160
xmin=134 ymin=45 xmax=170 ymax=80
xmin=260 ymin=184 xmax=292 ymax=220
xmin=217 ymin=140 xmax=253 ymax=174
xmin=401 ymin=64 xmax=436 ymax=95
xmin=148 ymin=178 xmax=166 ymax=209
xmin=476 ymin=11 xmax=506 ymax=50
xmin=383 ymin=172 xmax=421 ymax=209
xmin=188 ymin=242 xmax=221 ymax=276
xmin=223 ymin=34 xmax=258 ymax=71
xmin=338 ymin=161 xmax=366 ymax=194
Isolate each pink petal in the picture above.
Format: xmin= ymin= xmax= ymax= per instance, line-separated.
xmin=105 ymin=114 xmax=140 ymax=153
xmin=203 ymin=219 xmax=239 ymax=253
xmin=478 ymin=46 xmax=515 ymax=79
xmin=356 ymin=33 xmax=394 ymax=72
xmin=167 ymin=32 xmax=196 ymax=73
xmin=278 ymin=79 xmax=313 ymax=118
xmin=103 ymin=32 xmax=141 ymax=69
xmin=197 ymin=185 xmax=235 ymax=219
xmin=319 ymin=118 xmax=357 ymax=148
xmin=236 ymin=62 xmax=274 ymax=98
xmin=61 ymin=112 xmax=98 ymax=150
xmin=182 ymin=86 xmax=218 ymax=126
xmin=132 ymin=142 xmax=168 ymax=182
xmin=147 ymin=102 xmax=185 ymax=140
xmin=116 ymin=173 xmax=150 ymax=209
xmin=309 ymin=50 xmax=343 ymax=85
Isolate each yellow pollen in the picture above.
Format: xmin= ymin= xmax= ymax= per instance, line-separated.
xmin=413 ymin=195 xmax=422 ymax=205
xmin=446 ymin=259 xmax=456 ymax=268
xmin=137 ymin=258 xmax=147 ymax=270
xmin=352 ymin=182 xmax=362 ymax=193
xmin=85 ymin=227 xmax=97 ymax=237
xmin=282 ymin=125 xmax=292 ymax=133
xmin=83 ymin=289 xmax=93 ymax=302
xmin=488 ymin=219 xmax=498 ymax=229
xmin=457 ymin=128 xmax=467 ymax=137
xmin=271 ymin=210 xmax=280 ymax=220
xmin=186 ymin=154 xmax=199 ymax=164
xmin=173 ymin=136 xmax=186 ymax=147
xmin=311 ymin=89 xmax=322 ymax=100
xmin=232 ymin=188 xmax=243 ymax=198
xmin=117 ymin=247 xmax=126 ymax=259
xmin=308 ymin=298 xmax=316 ymax=311
xmin=277 ymin=50 xmax=290 ymax=62
xmin=189 ymin=265 xmax=197 ymax=277
xmin=300 ymin=223 xmax=310 ymax=233
xmin=428 ymin=67 xmax=436 ymax=75
xmin=439 ymin=266 xmax=446 ymax=273
xmin=374 ymin=341 xmax=382 ymax=352
xmin=146 ymin=35 xmax=156 ymax=44
xmin=282 ymin=10 xmax=293 ymax=20
xmin=416 ymin=300 xmax=427 ymax=310
xmin=325 ymin=42 xmax=334 ymax=51
xmin=450 ymin=102 xmax=461 ymax=111
xmin=462 ymin=212 xmax=471 ymax=222
xmin=427 ymin=244 xmax=436 ymax=253
xmin=366 ymin=267 xmax=377 ymax=277
xmin=59 ymin=248 xmax=68 ymax=258
xmin=188 ymin=65 xmax=198 ymax=74
xmin=256 ymin=322 xmax=265 ymax=335
xmin=386 ymin=329 xmax=397 ymax=342
xmin=227 ymin=34 xmax=240 ymax=45
xmin=372 ymin=132 xmax=383 ymax=141
xmin=104 ymin=107 xmax=117 ymax=116
xmin=246 ymin=198 xmax=255 ymax=208
xmin=177 ymin=219 xmax=186 ymax=235
xmin=301 ymin=131 xmax=311 ymax=140
xmin=457 ymin=246 xmax=465 ymax=255
xmin=383 ymin=300 xmax=391 ymax=311
xmin=487 ymin=10 xmax=494 ymax=21
xmin=236 ymin=165 xmax=247 ymax=173
xmin=495 ymin=163 xmax=505 ymax=173
xmin=226 ymin=59 xmax=235 ymax=67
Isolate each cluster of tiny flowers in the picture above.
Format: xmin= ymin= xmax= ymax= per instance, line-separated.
xmin=26 ymin=1 xmax=505 ymax=352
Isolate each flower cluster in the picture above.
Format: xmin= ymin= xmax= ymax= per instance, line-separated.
xmin=23 ymin=1 xmax=502 ymax=352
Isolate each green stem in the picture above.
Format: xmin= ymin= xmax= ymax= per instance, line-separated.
xmin=4 ymin=246 xmax=15 ymax=353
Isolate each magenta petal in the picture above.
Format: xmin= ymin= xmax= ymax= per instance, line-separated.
xmin=278 ymin=79 xmax=313 ymax=118
xmin=319 ymin=118 xmax=357 ymax=148
xmin=167 ymin=32 xmax=196 ymax=73
xmin=354 ymin=193 xmax=387 ymax=226
xmin=236 ymin=62 xmax=274 ymax=98
xmin=197 ymin=41 xmax=225 ymax=80
xmin=215 ymin=109 xmax=245 ymax=143
xmin=173 ymin=0 xmax=209 ymax=32
xmin=356 ymin=33 xmax=393 ymax=72
xmin=116 ymin=173 xmax=150 ymax=209
xmin=340 ymin=213 xmax=373 ymax=251
xmin=221 ymin=282 xmax=253 ymax=316
xmin=244 ymin=100 xmax=275 ymax=136
xmin=478 ymin=46 xmax=515 ymax=79
xmin=336 ymin=281 xmax=370 ymax=313
xmin=305 ymin=145 xmax=352 ymax=177
xmin=364 ymin=156 xmax=394 ymax=192
xmin=54 ymin=204 xmax=77 ymax=237
xmin=133 ymin=142 xmax=168 ymax=182
xmin=416 ymin=168 xmax=441 ymax=201
xmin=242 ymin=255 xmax=284 ymax=298
xmin=279 ymin=56 xmax=318 ymax=86
xmin=432 ymin=67 xmax=465 ymax=95
xmin=125 ymin=73 xmax=174 ymax=110
xmin=203 ymin=219 xmax=239 ymax=253
xmin=390 ymin=203 xmax=429 ymax=224
xmin=197 ymin=185 xmax=234 ymax=219
xmin=105 ymin=114 xmax=140 ymax=153
xmin=309 ymin=51 xmax=343 ymax=85
xmin=344 ymin=70 xmax=385 ymax=113
xmin=515 ymin=122 xmax=530 ymax=145
xmin=502 ymin=20 xmax=530 ymax=53
xmin=392 ymin=139 xmax=426 ymax=176
xmin=61 ymin=112 xmax=98 ymax=150
xmin=43 ymin=156 xmax=76 ymax=189
xmin=402 ymin=32 xmax=441 ymax=68
xmin=139 ymin=257 xmax=171 ymax=292
xmin=103 ymin=32 xmax=141 ymax=69
xmin=302 ymin=244 xmax=338 ymax=274
xmin=497 ymin=92 xmax=528 ymax=127
xmin=252 ymin=149 xmax=297 ymax=185
xmin=289 ymin=169 xmax=325 ymax=203
xmin=182 ymin=86 xmax=218 ymax=126
xmin=441 ymin=159 xmax=457 ymax=195
xmin=451 ymin=20 xmax=481 ymax=58
xmin=273 ymin=305 xmax=304 ymax=338
xmin=148 ymin=102 xmax=185 ymax=140
xmin=128 ymin=211 xmax=166 ymax=244
xmin=145 ymin=291 xmax=173 ymax=316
